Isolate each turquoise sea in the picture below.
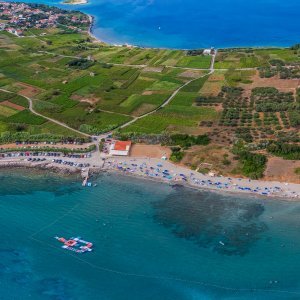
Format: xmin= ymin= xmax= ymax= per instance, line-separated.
xmin=6 ymin=0 xmax=300 ymax=48
xmin=2 ymin=169 xmax=300 ymax=299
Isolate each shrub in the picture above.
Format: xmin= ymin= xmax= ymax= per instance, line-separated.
xmin=170 ymin=147 xmax=184 ymax=162
xmin=169 ymin=134 xmax=210 ymax=148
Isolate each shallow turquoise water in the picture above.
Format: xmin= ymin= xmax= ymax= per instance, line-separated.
xmin=6 ymin=0 xmax=300 ymax=48
xmin=1 ymin=169 xmax=300 ymax=299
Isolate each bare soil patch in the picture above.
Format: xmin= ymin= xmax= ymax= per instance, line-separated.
xmin=208 ymin=128 xmax=235 ymax=146
xmin=17 ymin=82 xmax=43 ymax=97
xmin=142 ymin=90 xmax=166 ymax=95
xmin=179 ymin=70 xmax=204 ymax=78
xmin=130 ymin=144 xmax=171 ymax=159
xmin=132 ymin=103 xmax=156 ymax=116
xmin=1 ymin=100 xmax=25 ymax=111
xmin=142 ymin=91 xmax=155 ymax=95
xmin=142 ymin=67 xmax=164 ymax=73
xmin=241 ymin=71 xmax=300 ymax=97
xmin=200 ymin=73 xmax=225 ymax=96
xmin=264 ymin=157 xmax=300 ymax=184
xmin=166 ymin=125 xmax=213 ymax=135
xmin=71 ymin=94 xmax=100 ymax=105
xmin=181 ymin=144 xmax=238 ymax=176
xmin=209 ymin=73 xmax=225 ymax=81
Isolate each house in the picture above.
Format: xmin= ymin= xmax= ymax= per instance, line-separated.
xmin=110 ymin=141 xmax=132 ymax=156
xmin=203 ymin=48 xmax=214 ymax=55
xmin=6 ymin=27 xmax=21 ymax=36
xmin=203 ymin=49 xmax=211 ymax=55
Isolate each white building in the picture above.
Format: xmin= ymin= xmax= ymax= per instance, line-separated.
xmin=203 ymin=48 xmax=214 ymax=55
xmin=110 ymin=141 xmax=132 ymax=156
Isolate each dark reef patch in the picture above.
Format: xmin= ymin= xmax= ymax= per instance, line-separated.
xmin=37 ymin=277 xmax=74 ymax=300
xmin=152 ymin=189 xmax=267 ymax=256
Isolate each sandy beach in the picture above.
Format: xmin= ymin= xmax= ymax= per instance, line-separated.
xmin=1 ymin=151 xmax=300 ymax=201
xmin=63 ymin=0 xmax=88 ymax=5
xmin=87 ymin=15 xmax=98 ymax=42
xmin=103 ymin=157 xmax=300 ymax=200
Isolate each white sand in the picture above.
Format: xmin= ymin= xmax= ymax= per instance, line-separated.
xmin=103 ymin=157 xmax=300 ymax=200
xmin=63 ymin=0 xmax=88 ymax=5
xmin=1 ymin=154 xmax=300 ymax=200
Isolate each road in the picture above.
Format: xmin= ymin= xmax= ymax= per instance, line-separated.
xmin=114 ymin=52 xmax=217 ymax=131
xmin=0 ymin=88 xmax=91 ymax=138
xmin=0 ymin=51 xmax=217 ymax=146
xmin=118 ymin=69 xmax=214 ymax=130
xmin=37 ymin=50 xmax=256 ymax=72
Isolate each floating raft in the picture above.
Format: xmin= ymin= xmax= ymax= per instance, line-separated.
xmin=55 ymin=236 xmax=93 ymax=253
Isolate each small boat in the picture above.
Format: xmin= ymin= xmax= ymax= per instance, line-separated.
xmin=55 ymin=236 xmax=93 ymax=253
xmin=219 ymin=241 xmax=225 ymax=246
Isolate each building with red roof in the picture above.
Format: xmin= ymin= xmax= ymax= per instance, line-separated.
xmin=109 ymin=140 xmax=132 ymax=156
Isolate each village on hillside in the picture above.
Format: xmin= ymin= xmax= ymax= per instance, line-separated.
xmin=0 ymin=1 xmax=90 ymax=36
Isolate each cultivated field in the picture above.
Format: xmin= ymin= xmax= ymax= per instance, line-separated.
xmin=0 ymin=26 xmax=299 ymax=181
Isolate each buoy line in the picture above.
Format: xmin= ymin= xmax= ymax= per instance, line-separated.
xmin=29 ymin=236 xmax=300 ymax=296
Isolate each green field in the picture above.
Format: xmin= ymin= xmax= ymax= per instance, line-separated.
xmin=123 ymin=106 xmax=219 ymax=134
xmin=0 ymin=27 xmax=299 ymax=144
xmin=176 ymin=55 xmax=212 ymax=69
xmin=215 ymin=48 xmax=300 ymax=69
xmin=0 ymin=104 xmax=18 ymax=117
xmin=1 ymin=3 xmax=300 ymax=180
xmin=0 ymin=31 xmax=226 ymax=137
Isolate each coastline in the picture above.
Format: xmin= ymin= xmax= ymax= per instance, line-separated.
xmin=62 ymin=0 xmax=88 ymax=5
xmin=82 ymin=10 xmax=294 ymax=54
xmin=2 ymin=0 xmax=299 ymax=49
xmin=1 ymin=156 xmax=299 ymax=201
xmin=1 ymin=3 xmax=299 ymax=201
xmin=87 ymin=14 xmax=98 ymax=42
xmin=82 ymin=11 xmax=295 ymax=51
xmin=86 ymin=14 xmax=135 ymax=48
xmin=102 ymin=157 xmax=300 ymax=201
xmin=107 ymin=168 xmax=291 ymax=203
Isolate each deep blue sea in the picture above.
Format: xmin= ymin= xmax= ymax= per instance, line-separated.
xmin=2 ymin=169 xmax=300 ymax=299
xmin=6 ymin=0 xmax=300 ymax=48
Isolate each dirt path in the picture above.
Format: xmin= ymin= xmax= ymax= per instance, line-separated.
xmin=37 ymin=51 xmax=146 ymax=68
xmin=118 ymin=51 xmax=217 ymax=130
xmin=0 ymin=51 xmax=218 ymax=142
xmin=0 ymin=88 xmax=91 ymax=137
xmin=37 ymin=50 xmax=255 ymax=72
xmin=118 ymin=70 xmax=214 ymax=130
xmin=0 ymin=51 xmax=217 ymax=139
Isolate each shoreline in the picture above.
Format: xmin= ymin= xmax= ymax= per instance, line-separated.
xmin=83 ymin=12 xmax=293 ymax=51
xmin=1 ymin=156 xmax=299 ymax=201
xmin=102 ymin=158 xmax=300 ymax=201
xmin=62 ymin=0 xmax=88 ymax=5
xmin=2 ymin=1 xmax=297 ymax=50
xmin=87 ymin=14 xmax=98 ymax=42
xmin=107 ymin=168 xmax=291 ymax=203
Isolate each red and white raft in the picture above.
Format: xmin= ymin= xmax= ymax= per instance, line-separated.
xmin=55 ymin=236 xmax=93 ymax=253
